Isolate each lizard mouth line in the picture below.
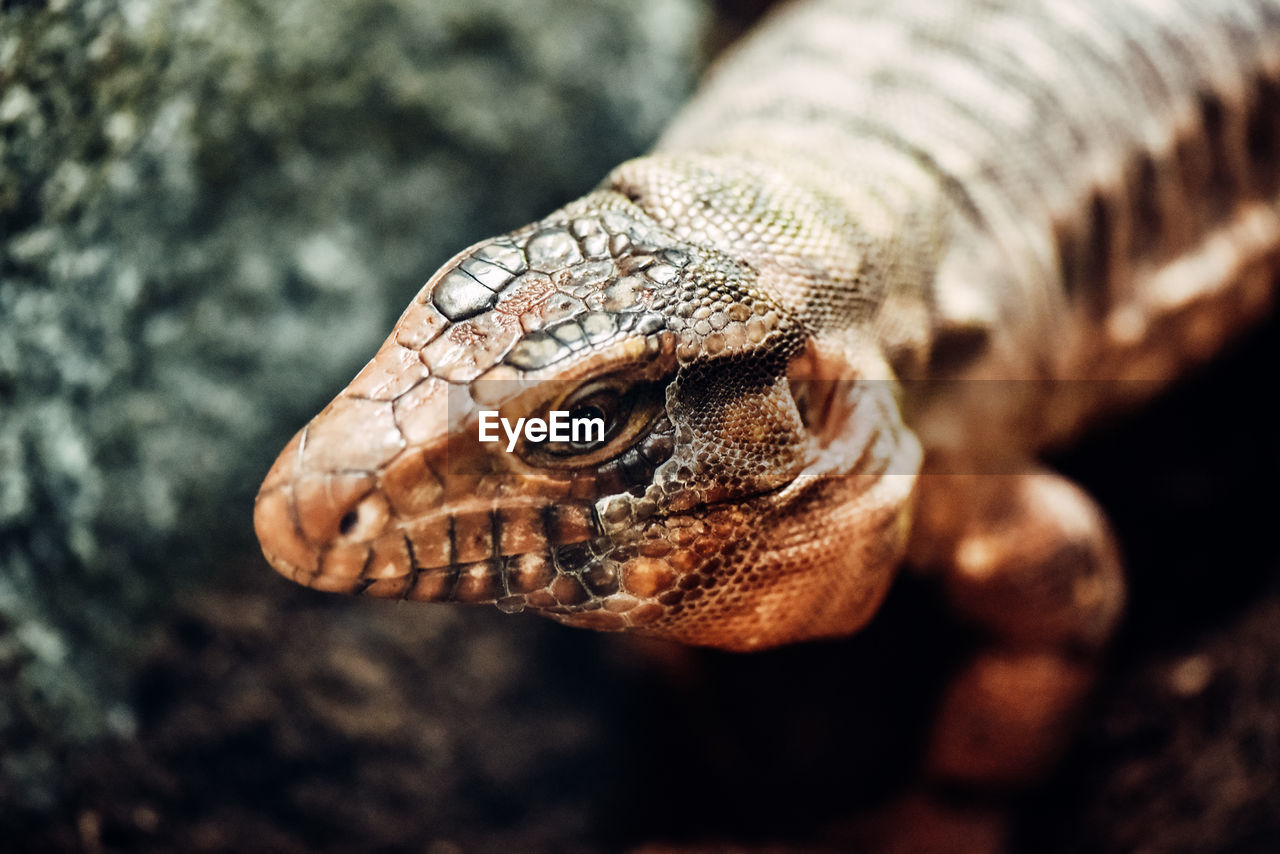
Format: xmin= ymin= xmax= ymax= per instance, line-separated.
xmin=322 ymin=444 xmax=904 ymax=577
xmin=277 ymin=477 xmax=797 ymax=596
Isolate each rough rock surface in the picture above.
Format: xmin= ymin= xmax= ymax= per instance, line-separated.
xmin=2 ymin=0 xmax=1278 ymax=852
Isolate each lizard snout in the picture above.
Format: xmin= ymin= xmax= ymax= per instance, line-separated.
xmin=255 ymin=384 xmax=413 ymax=590
xmin=253 ymin=428 xmax=396 ymax=590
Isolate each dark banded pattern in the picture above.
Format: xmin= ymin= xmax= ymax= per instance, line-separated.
xmin=657 ymin=0 xmax=1280 ymax=373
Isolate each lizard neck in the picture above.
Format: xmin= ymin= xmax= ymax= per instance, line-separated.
xmin=608 ymin=147 xmax=956 ymax=383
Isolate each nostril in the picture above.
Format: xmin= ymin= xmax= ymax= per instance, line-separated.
xmin=330 ymin=491 xmax=393 ymax=544
xmin=292 ymin=473 xmax=386 ymax=544
xmin=338 ymin=509 xmax=360 ymax=536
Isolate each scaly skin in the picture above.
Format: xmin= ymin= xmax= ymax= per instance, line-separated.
xmin=255 ymin=0 xmax=1280 ymax=806
xmin=254 ymin=189 xmax=922 ymax=650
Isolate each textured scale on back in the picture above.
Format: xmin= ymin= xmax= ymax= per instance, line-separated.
xmin=254 ymin=0 xmax=1280 ymax=818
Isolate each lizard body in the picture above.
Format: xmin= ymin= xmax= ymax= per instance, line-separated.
xmin=255 ymin=0 xmax=1280 ymax=793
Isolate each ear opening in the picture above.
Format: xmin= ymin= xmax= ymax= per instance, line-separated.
xmin=786 ymin=339 xmax=852 ymax=445
xmin=786 ymin=336 xmax=902 ymax=450
xmin=787 ymin=373 xmax=837 ymax=434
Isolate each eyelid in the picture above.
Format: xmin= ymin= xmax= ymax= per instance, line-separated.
xmin=559 ymin=377 xmax=627 ymax=412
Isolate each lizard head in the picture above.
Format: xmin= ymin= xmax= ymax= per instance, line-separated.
xmin=255 ymin=190 xmax=920 ymax=650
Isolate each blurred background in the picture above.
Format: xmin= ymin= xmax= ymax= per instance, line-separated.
xmin=1 ymin=1 xmax=1277 ymax=851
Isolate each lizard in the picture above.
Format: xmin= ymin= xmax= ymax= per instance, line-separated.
xmin=254 ymin=0 xmax=1280 ymax=808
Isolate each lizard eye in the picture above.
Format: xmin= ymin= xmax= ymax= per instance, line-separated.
xmin=557 ymin=384 xmax=626 ymax=454
xmin=524 ymin=376 xmax=665 ymax=467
